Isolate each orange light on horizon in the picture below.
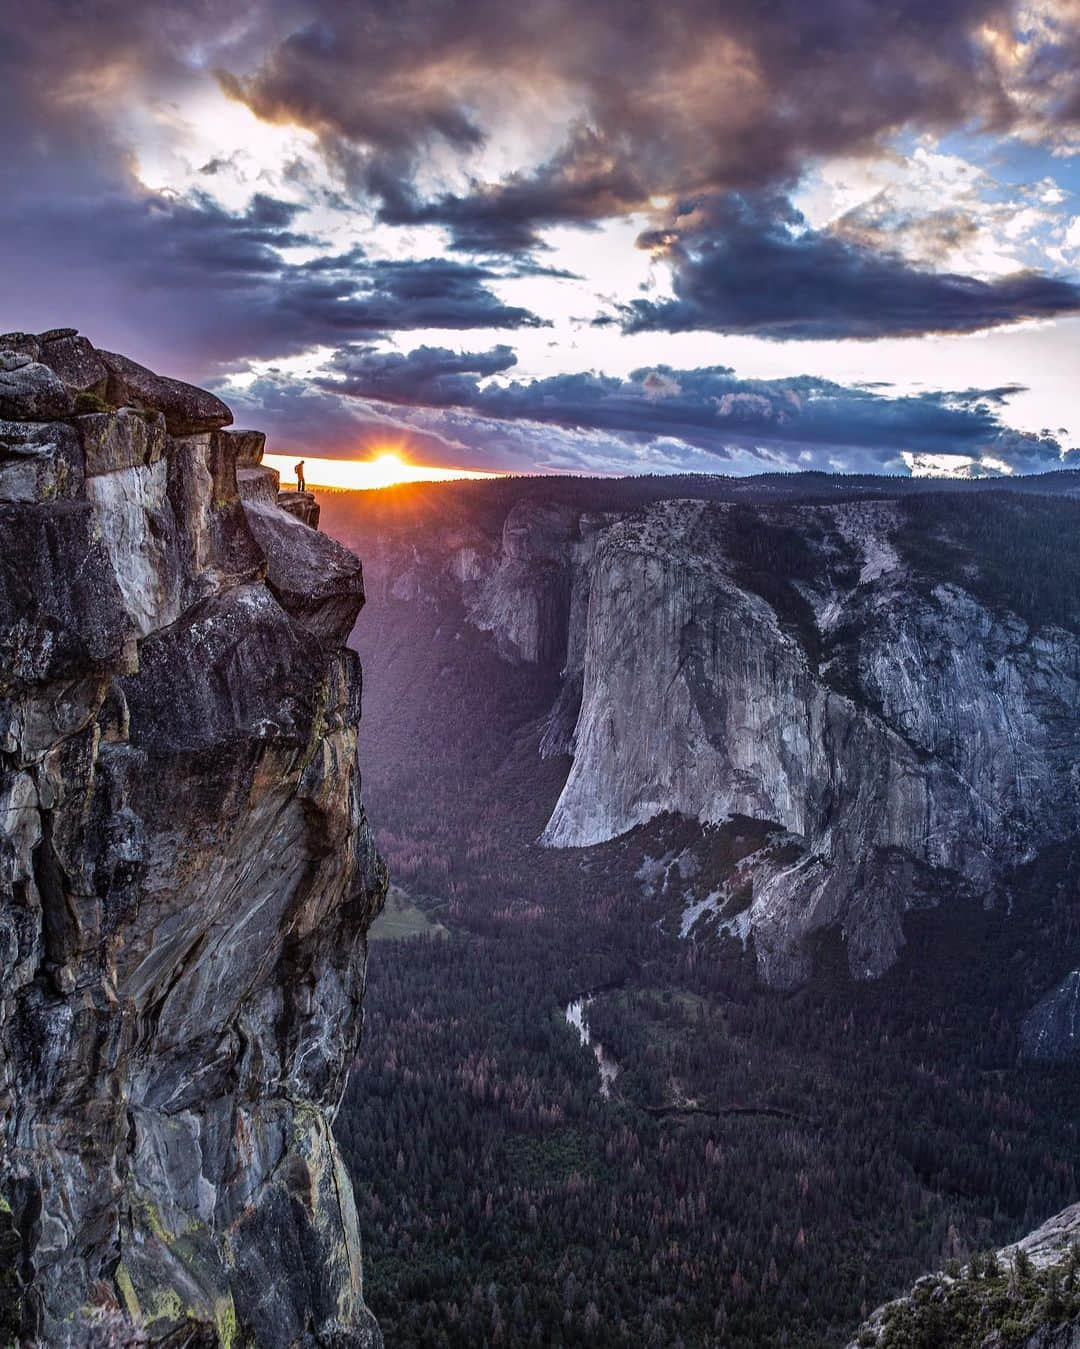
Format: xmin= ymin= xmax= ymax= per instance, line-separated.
xmin=264 ymin=450 xmax=502 ymax=492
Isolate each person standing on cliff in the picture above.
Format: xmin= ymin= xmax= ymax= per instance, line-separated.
xmin=295 ymin=459 xmax=306 ymax=492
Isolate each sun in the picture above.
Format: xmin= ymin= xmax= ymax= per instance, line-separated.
xmin=365 ymin=451 xmax=412 ymax=488
xmin=264 ymin=451 xmax=502 ymax=492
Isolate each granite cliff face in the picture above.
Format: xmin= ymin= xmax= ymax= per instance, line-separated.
xmin=349 ymin=486 xmax=1080 ymax=992
xmin=0 ymin=331 xmax=385 ymax=1346
xmin=540 ymin=498 xmax=1080 ymax=987
xmin=1022 ymin=970 xmax=1080 ymax=1065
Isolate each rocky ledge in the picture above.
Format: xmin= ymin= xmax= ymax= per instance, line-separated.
xmin=0 ymin=330 xmax=386 ymax=1346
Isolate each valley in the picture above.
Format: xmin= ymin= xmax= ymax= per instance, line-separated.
xmin=322 ymin=472 xmax=1080 ymax=1347
xmin=10 ymin=4 xmax=1080 ymax=1341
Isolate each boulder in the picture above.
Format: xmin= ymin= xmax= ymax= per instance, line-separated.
xmin=121 ymin=583 xmax=326 ymax=753
xmin=222 ymin=428 xmax=266 ymax=465
xmin=0 ymin=420 xmax=83 ymax=502
xmin=203 ymin=428 xmax=244 ymax=503
xmin=237 ymin=464 xmax=281 ymax=506
xmin=0 ymin=332 xmax=42 ymax=361
xmin=0 ymin=359 xmax=74 ymax=421
xmin=98 ymin=349 xmax=233 ymax=435
xmin=166 ymin=434 xmax=266 ymax=593
xmin=37 ymin=334 xmax=108 ymax=398
xmin=75 ymin=409 xmax=167 ymax=476
xmin=277 ymin=489 xmax=320 ymax=529
xmin=243 ymin=500 xmax=365 ymax=645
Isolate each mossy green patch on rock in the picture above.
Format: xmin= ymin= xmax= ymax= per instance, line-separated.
xmin=114 ymin=1264 xmax=141 ymax=1321
xmin=215 ymin=1291 xmax=239 ymax=1349
xmin=141 ymin=1284 xmax=185 ymax=1327
xmin=132 ymin=1196 xmax=173 ymax=1247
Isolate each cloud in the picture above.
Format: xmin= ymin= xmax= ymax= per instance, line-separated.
xmin=223 ymin=370 xmax=479 ymax=462
xmin=218 ymin=0 xmax=1079 ymax=254
xmin=347 ymin=260 xmax=545 ymax=333
xmin=206 ymin=2 xmax=1080 ymax=344
xmin=0 ymin=185 xmax=545 ymax=374
xmin=311 ymin=349 xmax=1072 ymax=474
xmin=375 ymin=126 xmax=648 ymax=253
xmin=2 ymin=0 xmax=1077 ymax=448
xmin=325 ymin=344 xmax=518 ymax=403
xmin=611 ymin=192 xmax=1080 ymax=339
xmin=0 ymin=3 xmax=546 ymax=374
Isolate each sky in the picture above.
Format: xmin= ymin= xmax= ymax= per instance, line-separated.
xmin=2 ymin=0 xmax=1078 ymax=478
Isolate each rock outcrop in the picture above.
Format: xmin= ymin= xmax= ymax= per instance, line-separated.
xmin=0 ymin=352 xmax=74 ymax=422
xmin=244 ymin=496 xmax=365 ymax=646
xmin=468 ymin=502 xmax=580 ymax=666
xmin=0 ymin=330 xmax=385 ymax=1346
xmin=35 ymin=333 xmax=109 ymax=399
xmin=277 ymin=490 xmax=321 ymax=530
xmin=1022 ymin=971 xmax=1080 ymax=1065
xmin=96 ymin=349 xmax=233 ymax=436
xmin=847 ymin=1202 xmax=1080 ymax=1348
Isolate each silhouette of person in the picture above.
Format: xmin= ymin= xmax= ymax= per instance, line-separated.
xmin=295 ymin=460 xmax=306 ymax=492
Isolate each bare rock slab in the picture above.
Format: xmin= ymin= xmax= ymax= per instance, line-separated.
xmin=36 ymin=334 xmax=108 ymax=398
xmin=0 ymin=359 xmax=74 ymax=421
xmin=244 ymin=500 xmax=365 ymax=646
xmin=98 ymin=349 xmax=233 ymax=435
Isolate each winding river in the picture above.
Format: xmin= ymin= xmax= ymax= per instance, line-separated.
xmin=565 ymin=996 xmax=620 ymax=1098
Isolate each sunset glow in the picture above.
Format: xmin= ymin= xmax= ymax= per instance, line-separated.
xmin=264 ymin=451 xmax=502 ymax=492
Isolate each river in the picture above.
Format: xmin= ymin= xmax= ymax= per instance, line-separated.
xmin=564 ymin=996 xmax=620 ymax=1098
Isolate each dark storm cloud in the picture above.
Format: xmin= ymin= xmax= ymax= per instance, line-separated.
xmin=613 ymin=193 xmax=1080 ymax=339
xmin=376 ymin=128 xmax=648 ymax=254
xmin=0 ymin=2 xmax=545 ymax=373
xmin=326 ymin=344 xmax=518 ymax=403
xmin=0 ymin=186 xmax=545 ymax=374
xmin=2 ymin=171 xmax=544 ymax=373
xmin=218 ymin=0 xmax=1078 ymax=250
xmin=318 ymin=351 xmax=1069 ymax=472
xmin=353 ymin=261 xmax=544 ymax=332
xmin=220 ymin=0 xmax=1006 ymax=228
xmin=208 ymin=0 xmax=1080 ymax=337
xmin=3 ymin=0 xmax=1078 ymax=380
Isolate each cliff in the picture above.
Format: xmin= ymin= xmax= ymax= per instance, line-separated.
xmin=540 ymin=498 xmax=1080 ymax=987
xmin=342 ymin=483 xmax=1080 ymax=996
xmin=0 ymin=331 xmax=385 ymax=1346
